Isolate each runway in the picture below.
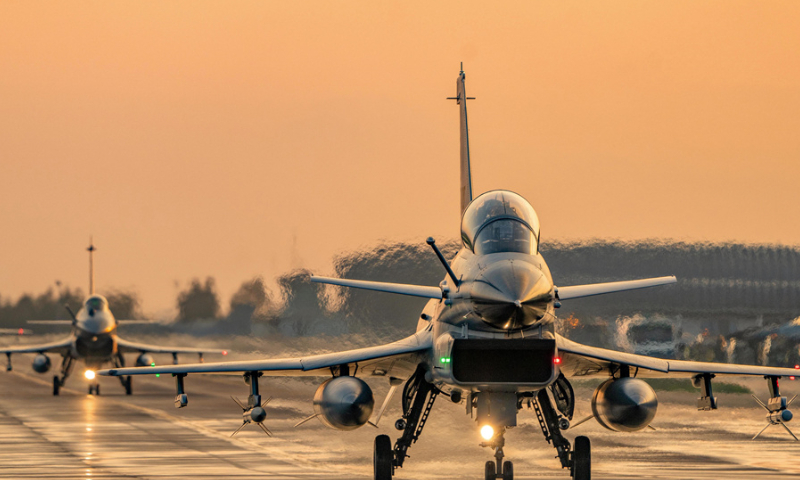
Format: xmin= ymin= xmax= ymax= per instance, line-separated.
xmin=2 ymin=354 xmax=800 ymax=479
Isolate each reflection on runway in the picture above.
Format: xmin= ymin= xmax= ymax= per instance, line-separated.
xmin=1 ymin=357 xmax=800 ymax=479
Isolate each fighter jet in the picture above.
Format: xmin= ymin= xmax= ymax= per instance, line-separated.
xmin=100 ymin=68 xmax=799 ymax=480
xmin=2 ymin=242 xmax=226 ymax=396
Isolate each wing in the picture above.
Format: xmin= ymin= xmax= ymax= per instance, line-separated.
xmin=115 ymin=337 xmax=227 ymax=356
xmin=0 ymin=337 xmax=73 ymax=355
xmin=310 ymin=276 xmax=442 ymax=299
xmin=557 ymin=334 xmax=800 ymax=378
xmin=28 ymin=320 xmax=152 ymax=325
xmin=556 ymin=276 xmax=677 ymax=300
xmin=311 ymin=275 xmax=675 ymax=301
xmin=100 ymin=329 xmax=433 ymax=378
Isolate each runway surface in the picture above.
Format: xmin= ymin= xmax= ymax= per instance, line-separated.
xmin=2 ymin=354 xmax=800 ymax=479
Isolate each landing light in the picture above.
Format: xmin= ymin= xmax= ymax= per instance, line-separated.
xmin=84 ymin=370 xmax=96 ymax=380
xmin=480 ymin=425 xmax=494 ymax=440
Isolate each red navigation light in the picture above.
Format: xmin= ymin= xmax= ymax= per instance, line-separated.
xmin=222 ymin=350 xmax=228 ymax=356
xmin=791 ymin=376 xmax=796 ymax=381
xmin=554 ymin=357 xmax=562 ymax=365
xmin=794 ymin=364 xmax=799 ymax=369
xmin=17 ymin=328 xmax=24 ymax=335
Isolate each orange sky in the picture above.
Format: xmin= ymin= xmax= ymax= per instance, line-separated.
xmin=1 ymin=1 xmax=799 ymax=315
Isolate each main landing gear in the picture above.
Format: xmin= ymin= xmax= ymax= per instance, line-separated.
xmin=533 ymin=388 xmax=591 ymax=480
xmin=88 ymin=383 xmax=101 ymax=395
xmin=53 ymin=355 xmax=75 ymax=396
xmin=113 ymin=354 xmax=132 ymax=395
xmin=373 ymin=366 xmax=439 ymax=480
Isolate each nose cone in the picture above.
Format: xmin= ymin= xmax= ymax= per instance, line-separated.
xmin=469 ymin=260 xmax=553 ymax=329
xmin=81 ymin=314 xmax=115 ymax=335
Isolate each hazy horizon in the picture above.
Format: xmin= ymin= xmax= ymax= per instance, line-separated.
xmin=2 ymin=1 xmax=799 ymax=313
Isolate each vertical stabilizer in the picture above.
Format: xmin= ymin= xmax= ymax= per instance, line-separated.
xmin=87 ymin=240 xmax=96 ymax=295
xmin=448 ymin=64 xmax=475 ymax=214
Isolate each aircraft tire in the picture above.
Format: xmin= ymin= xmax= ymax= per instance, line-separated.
xmin=373 ymin=434 xmax=392 ymax=480
xmin=53 ymin=376 xmax=60 ymax=396
xmin=572 ymin=436 xmax=591 ymax=480
xmin=484 ymin=460 xmax=496 ymax=480
xmin=502 ymin=461 xmax=513 ymax=480
xmin=125 ymin=377 xmax=132 ymax=395
xmin=88 ymin=385 xmax=93 ymax=395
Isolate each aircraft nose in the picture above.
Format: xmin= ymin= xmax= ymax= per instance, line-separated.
xmin=82 ymin=315 xmax=114 ymax=335
xmin=469 ymin=260 xmax=553 ymax=330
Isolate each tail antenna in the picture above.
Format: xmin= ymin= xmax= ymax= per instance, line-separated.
xmin=87 ymin=238 xmax=96 ymax=295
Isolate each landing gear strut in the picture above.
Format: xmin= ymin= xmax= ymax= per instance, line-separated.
xmin=481 ymin=429 xmax=513 ymax=480
xmin=53 ymin=355 xmax=75 ymax=396
xmin=113 ymin=354 xmax=132 ymax=395
xmin=373 ymin=366 xmax=438 ymax=479
xmin=534 ymin=389 xmax=591 ymax=480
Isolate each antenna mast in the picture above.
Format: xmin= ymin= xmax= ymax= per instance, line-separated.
xmin=87 ymin=240 xmax=96 ymax=295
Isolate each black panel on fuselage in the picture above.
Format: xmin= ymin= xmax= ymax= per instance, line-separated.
xmin=75 ymin=334 xmax=114 ymax=359
xmin=451 ymin=338 xmax=555 ymax=383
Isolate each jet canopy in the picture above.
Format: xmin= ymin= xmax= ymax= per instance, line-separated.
xmin=86 ymin=295 xmax=107 ymax=311
xmin=461 ymin=190 xmax=541 ymax=255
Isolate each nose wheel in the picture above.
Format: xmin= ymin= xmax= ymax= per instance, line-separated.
xmin=484 ymin=460 xmax=513 ymax=480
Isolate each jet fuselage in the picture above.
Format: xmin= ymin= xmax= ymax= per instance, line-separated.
xmin=418 ymin=190 xmax=561 ymax=394
xmin=70 ymin=295 xmax=119 ymax=368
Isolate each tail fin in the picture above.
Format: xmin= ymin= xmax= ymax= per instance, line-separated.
xmin=87 ymin=239 xmax=96 ymax=295
xmin=448 ymin=63 xmax=475 ymax=214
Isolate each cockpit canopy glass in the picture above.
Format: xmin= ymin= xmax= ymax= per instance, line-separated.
xmin=461 ymin=190 xmax=540 ymax=255
xmin=86 ymin=296 xmax=107 ymax=311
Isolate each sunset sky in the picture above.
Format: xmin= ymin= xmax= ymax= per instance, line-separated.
xmin=1 ymin=1 xmax=799 ymax=315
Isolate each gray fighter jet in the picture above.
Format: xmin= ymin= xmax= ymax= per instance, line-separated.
xmin=2 ymin=242 xmax=226 ymax=395
xmin=100 ymin=68 xmax=799 ymax=480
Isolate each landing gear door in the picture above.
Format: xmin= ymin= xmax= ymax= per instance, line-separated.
xmin=431 ymin=333 xmax=456 ymax=383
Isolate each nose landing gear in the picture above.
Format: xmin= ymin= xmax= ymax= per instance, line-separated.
xmin=481 ymin=429 xmax=514 ymax=480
